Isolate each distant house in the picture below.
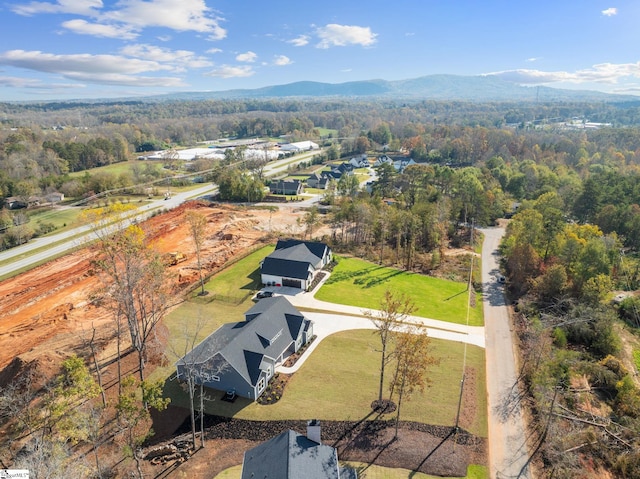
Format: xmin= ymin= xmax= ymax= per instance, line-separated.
xmin=4 ymin=196 xmax=40 ymax=209
xmin=306 ymin=172 xmax=329 ymax=189
xmin=393 ymin=158 xmax=416 ymax=172
xmin=269 ymin=179 xmax=304 ymax=195
xmin=349 ymin=155 xmax=369 ymax=168
xmin=321 ymin=162 xmax=354 ymax=181
xmin=176 ymin=296 xmax=313 ymax=400
xmin=261 ymin=239 xmax=332 ymax=290
xmin=241 ymin=421 xmax=357 ymax=479
xmin=279 ymin=140 xmax=319 ymax=152
xmin=44 ymin=192 xmax=64 ymax=204
xmin=374 ymin=154 xmax=394 ymax=167
xmin=373 ymin=155 xmax=415 ymax=173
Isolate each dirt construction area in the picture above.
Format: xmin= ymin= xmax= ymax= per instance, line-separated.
xmin=0 ymin=201 xmax=303 ymax=376
xmin=0 ymin=200 xmax=486 ymax=477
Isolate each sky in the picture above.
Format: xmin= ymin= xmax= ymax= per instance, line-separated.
xmin=1 ymin=0 xmax=640 ymax=101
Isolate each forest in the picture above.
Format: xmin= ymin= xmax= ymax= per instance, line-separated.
xmin=1 ymin=97 xmax=640 ymax=477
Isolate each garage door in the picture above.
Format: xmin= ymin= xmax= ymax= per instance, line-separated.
xmin=282 ymin=278 xmax=302 ymax=288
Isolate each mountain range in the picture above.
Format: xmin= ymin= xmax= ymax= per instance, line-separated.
xmin=152 ymin=74 xmax=638 ymax=103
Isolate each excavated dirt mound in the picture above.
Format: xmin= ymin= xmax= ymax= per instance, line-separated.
xmin=0 ymin=201 xmax=305 ymax=384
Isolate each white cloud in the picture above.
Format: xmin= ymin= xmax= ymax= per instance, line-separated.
xmin=12 ymin=0 xmax=227 ymax=41
xmin=120 ymin=44 xmax=212 ymax=68
xmin=0 ymin=75 xmax=84 ymax=91
xmin=62 ymin=19 xmax=137 ymax=39
xmin=102 ymin=0 xmax=226 ymax=38
xmin=288 ymin=35 xmax=309 ymax=47
xmin=602 ymin=7 xmax=617 ymax=16
xmin=207 ymin=48 xmax=223 ymax=54
xmin=0 ymin=49 xmax=185 ymax=87
xmin=11 ymin=0 xmax=103 ymax=16
xmin=316 ymin=24 xmax=377 ymax=49
xmin=66 ymin=72 xmax=185 ymax=86
xmin=205 ymin=65 xmax=254 ymax=78
xmin=526 ymin=57 xmax=541 ymax=63
xmin=236 ymin=51 xmax=257 ymax=63
xmin=485 ymin=62 xmax=640 ymax=85
xmin=273 ymin=55 xmax=292 ymax=66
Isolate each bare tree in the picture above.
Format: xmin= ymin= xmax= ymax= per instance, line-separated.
xmin=81 ymin=323 xmax=107 ymax=407
xmin=167 ymin=308 xmax=223 ymax=450
xmin=388 ymin=326 xmax=438 ymax=437
xmin=185 ymin=210 xmax=208 ymax=296
xmin=83 ymin=204 xmax=171 ymax=381
xmin=303 ymin=206 xmax=320 ymax=240
xmin=364 ymin=289 xmax=417 ymax=402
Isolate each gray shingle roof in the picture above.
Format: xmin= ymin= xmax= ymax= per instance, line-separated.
xmin=241 ymin=430 xmax=340 ymax=479
xmin=262 ymin=240 xmax=330 ymax=280
xmin=177 ymin=296 xmax=308 ymax=386
xmin=275 ymin=239 xmax=329 ymax=263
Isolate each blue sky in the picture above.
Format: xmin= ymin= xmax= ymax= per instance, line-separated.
xmin=1 ymin=0 xmax=640 ymax=101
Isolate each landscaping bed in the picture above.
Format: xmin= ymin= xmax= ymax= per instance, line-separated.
xmin=145 ymin=416 xmax=487 ymax=478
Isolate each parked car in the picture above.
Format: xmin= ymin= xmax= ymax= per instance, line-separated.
xmin=256 ymin=291 xmax=274 ymax=299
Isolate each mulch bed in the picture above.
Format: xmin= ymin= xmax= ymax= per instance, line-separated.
xmin=146 ymin=414 xmax=486 ymax=478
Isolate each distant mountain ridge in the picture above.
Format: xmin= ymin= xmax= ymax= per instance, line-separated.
xmin=153 ymin=74 xmax=637 ymax=103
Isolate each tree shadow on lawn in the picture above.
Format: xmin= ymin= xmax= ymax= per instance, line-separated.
xmin=353 ymin=269 xmax=404 ymax=289
xmin=324 ymin=265 xmax=386 ymax=284
xmin=444 ymin=287 xmax=469 ymax=301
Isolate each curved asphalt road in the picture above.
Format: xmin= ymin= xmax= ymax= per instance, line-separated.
xmin=481 ymin=227 xmax=531 ymax=479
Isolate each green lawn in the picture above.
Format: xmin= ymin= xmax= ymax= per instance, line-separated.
xmin=213 ymin=463 xmax=487 ymax=479
xmin=68 ymin=159 xmax=150 ymax=178
xmin=29 ymin=206 xmax=82 ymax=232
xmin=316 ymin=257 xmax=483 ymax=326
xmin=199 ymin=245 xmax=272 ymax=299
xmin=162 ymin=330 xmax=486 ymax=437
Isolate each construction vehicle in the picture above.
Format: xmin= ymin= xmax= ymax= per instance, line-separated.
xmin=164 ymin=251 xmax=187 ymax=266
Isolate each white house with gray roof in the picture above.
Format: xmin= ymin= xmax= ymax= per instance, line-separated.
xmin=241 ymin=422 xmax=357 ymax=479
xmin=175 ymin=296 xmax=313 ymax=400
xmin=261 ymin=239 xmax=332 ymax=290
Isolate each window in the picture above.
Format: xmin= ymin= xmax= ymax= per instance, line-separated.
xmin=257 ymin=376 xmax=266 ymax=393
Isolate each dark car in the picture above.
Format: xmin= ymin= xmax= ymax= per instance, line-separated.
xmin=256 ymin=291 xmax=274 ymax=299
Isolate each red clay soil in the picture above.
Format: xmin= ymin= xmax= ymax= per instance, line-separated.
xmin=0 ymin=201 xmax=303 ymax=380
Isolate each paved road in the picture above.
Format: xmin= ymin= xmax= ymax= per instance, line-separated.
xmin=481 ymin=227 xmax=531 ymax=479
xmin=0 ymin=151 xmax=327 ymax=276
xmin=0 ymin=184 xmax=219 ymax=276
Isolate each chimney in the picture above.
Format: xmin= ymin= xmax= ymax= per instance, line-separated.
xmin=306 ymin=419 xmax=321 ymax=444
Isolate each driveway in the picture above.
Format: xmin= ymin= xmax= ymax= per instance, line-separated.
xmin=272 ymin=274 xmax=485 ymax=374
xmin=481 ymin=227 xmax=531 ymax=478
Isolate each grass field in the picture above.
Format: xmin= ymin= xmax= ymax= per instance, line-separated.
xmin=160 ymin=329 xmax=486 ymax=437
xmin=213 ymin=463 xmax=487 ymax=479
xmin=198 ymin=245 xmax=272 ymax=299
xmin=316 ymin=257 xmax=483 ymax=326
xmin=29 ymin=206 xmax=82 ymax=232
xmin=67 ymin=159 xmax=148 ymax=178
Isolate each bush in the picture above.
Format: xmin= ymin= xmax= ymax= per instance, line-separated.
xmin=552 ymin=327 xmax=567 ymax=348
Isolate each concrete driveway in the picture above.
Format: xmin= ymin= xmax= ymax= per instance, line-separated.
xmin=272 ymin=273 xmax=485 ymax=374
